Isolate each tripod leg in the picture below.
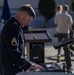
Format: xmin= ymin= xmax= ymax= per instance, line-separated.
xmin=63 ymin=46 xmax=72 ymax=72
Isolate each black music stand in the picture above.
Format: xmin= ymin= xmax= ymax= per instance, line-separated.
xmin=24 ymin=30 xmax=52 ymax=64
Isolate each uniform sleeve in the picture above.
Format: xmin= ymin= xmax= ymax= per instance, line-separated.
xmin=5 ymin=25 xmax=32 ymax=71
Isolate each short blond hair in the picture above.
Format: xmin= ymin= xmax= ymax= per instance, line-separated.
xmin=56 ymin=5 xmax=62 ymax=11
xmin=63 ymin=5 xmax=69 ymax=11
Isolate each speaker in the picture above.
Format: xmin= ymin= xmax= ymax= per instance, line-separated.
xmin=30 ymin=42 xmax=44 ymax=64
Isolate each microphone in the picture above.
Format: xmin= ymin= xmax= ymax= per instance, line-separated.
xmin=22 ymin=25 xmax=37 ymax=39
xmin=28 ymin=30 xmax=37 ymax=39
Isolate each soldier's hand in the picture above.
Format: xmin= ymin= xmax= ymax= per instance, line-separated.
xmin=30 ymin=62 xmax=45 ymax=71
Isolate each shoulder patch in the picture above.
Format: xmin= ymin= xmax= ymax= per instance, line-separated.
xmin=11 ymin=37 xmax=17 ymax=46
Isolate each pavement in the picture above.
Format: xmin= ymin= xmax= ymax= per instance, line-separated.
xmin=45 ymin=40 xmax=74 ymax=73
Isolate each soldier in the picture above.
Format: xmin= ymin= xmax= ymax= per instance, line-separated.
xmin=0 ymin=4 xmax=45 ymax=75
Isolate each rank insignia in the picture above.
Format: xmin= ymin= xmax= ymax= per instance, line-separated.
xmin=11 ymin=37 xmax=17 ymax=46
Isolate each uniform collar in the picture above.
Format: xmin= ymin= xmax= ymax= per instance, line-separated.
xmin=11 ymin=17 xmax=20 ymax=27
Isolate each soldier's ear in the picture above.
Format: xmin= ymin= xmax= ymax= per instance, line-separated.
xmin=19 ymin=12 xmax=25 ymax=19
xmin=22 ymin=11 xmax=27 ymax=16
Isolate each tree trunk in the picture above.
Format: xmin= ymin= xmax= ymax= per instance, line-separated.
xmin=43 ymin=18 xmax=47 ymax=28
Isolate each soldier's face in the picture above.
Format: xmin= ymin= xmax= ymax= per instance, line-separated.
xmin=20 ymin=12 xmax=33 ymax=27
